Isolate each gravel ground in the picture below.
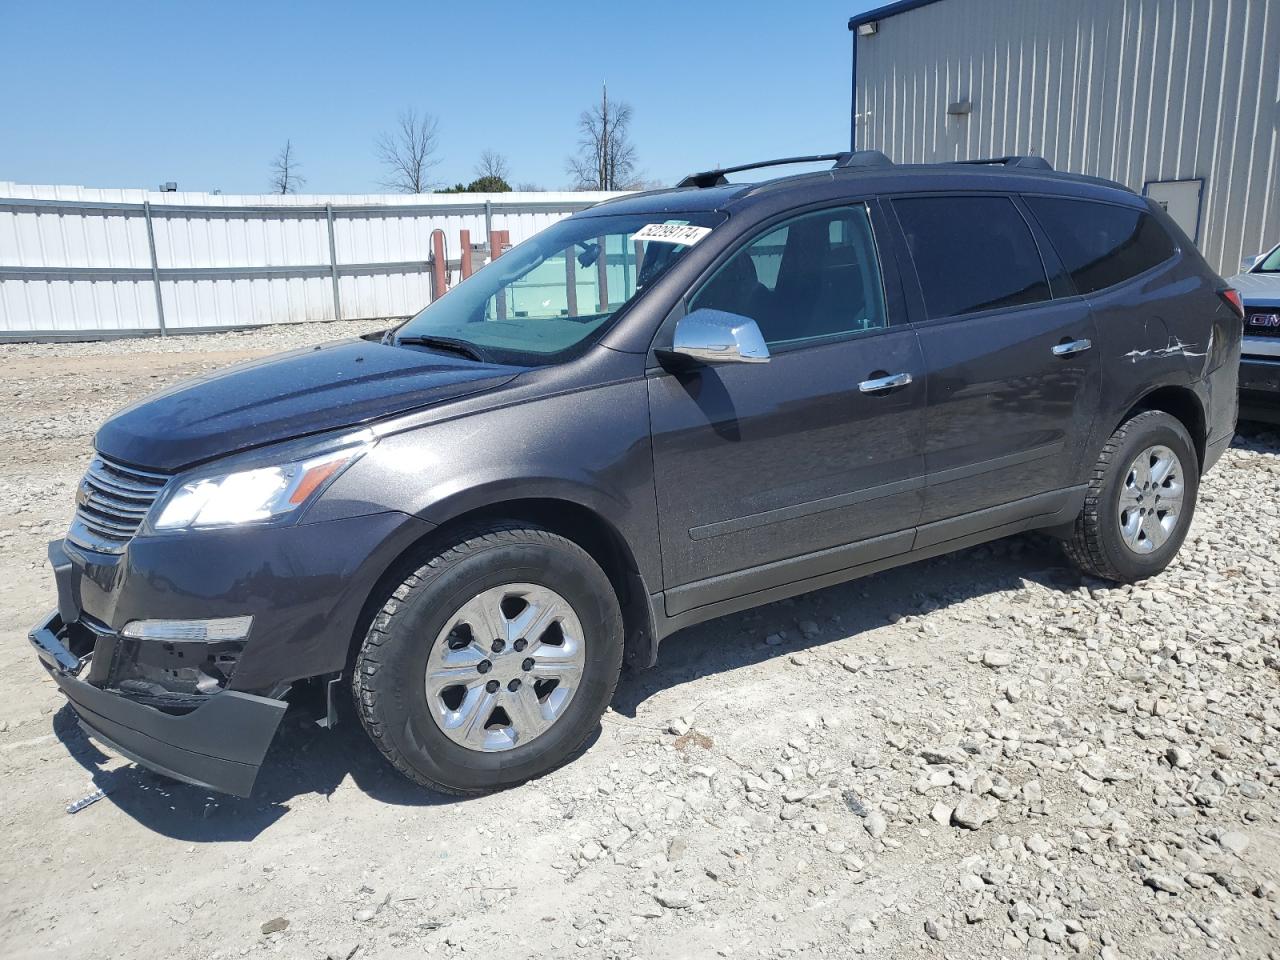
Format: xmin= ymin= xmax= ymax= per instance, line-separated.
xmin=1 ymin=320 xmax=1278 ymax=960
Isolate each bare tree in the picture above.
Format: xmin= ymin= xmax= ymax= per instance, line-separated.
xmin=376 ymin=109 xmax=441 ymax=193
xmin=566 ymin=84 xmax=637 ymax=191
xmin=626 ymin=176 xmax=667 ymax=191
xmin=474 ymin=149 xmax=510 ymax=183
xmin=269 ymin=140 xmax=305 ymax=194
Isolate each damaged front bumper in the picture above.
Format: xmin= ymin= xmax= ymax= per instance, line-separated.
xmin=30 ymin=609 xmax=287 ymax=797
xmin=30 ymin=512 xmax=431 ymax=797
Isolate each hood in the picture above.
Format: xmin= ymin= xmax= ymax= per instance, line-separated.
xmin=96 ymin=338 xmax=520 ymax=471
xmin=1228 ymin=270 xmax=1280 ymax=306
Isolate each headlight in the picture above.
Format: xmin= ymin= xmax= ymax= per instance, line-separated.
xmin=150 ymin=432 xmax=373 ymax=531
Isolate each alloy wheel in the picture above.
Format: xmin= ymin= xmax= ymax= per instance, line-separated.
xmin=1117 ymin=444 xmax=1184 ymax=555
xmin=424 ymin=583 xmax=585 ymax=751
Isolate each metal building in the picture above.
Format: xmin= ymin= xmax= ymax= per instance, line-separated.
xmin=848 ymin=0 xmax=1278 ymax=275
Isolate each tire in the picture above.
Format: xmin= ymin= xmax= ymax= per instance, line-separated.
xmin=353 ymin=522 xmax=623 ymax=795
xmin=1063 ymin=410 xmax=1199 ymax=583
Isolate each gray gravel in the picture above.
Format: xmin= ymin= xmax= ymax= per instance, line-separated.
xmin=0 ymin=320 xmax=1278 ymax=960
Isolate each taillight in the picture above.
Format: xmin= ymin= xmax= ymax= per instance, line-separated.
xmin=1219 ymin=288 xmax=1245 ymax=319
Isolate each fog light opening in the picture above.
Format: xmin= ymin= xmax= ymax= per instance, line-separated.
xmin=120 ymin=616 xmax=253 ymax=643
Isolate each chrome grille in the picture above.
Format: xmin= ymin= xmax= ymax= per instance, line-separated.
xmin=67 ymin=456 xmax=170 ymax=554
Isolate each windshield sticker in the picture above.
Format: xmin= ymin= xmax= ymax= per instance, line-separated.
xmin=633 ymin=223 xmax=712 ymax=246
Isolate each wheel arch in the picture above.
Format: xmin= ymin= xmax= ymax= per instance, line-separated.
xmin=1117 ymin=384 xmax=1207 ymax=468
xmin=350 ymin=496 xmax=660 ymax=678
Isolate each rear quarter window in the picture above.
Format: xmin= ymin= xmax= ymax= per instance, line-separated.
xmin=1025 ymin=197 xmax=1177 ymax=295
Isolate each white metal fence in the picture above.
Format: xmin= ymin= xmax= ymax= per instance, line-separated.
xmin=0 ymin=183 xmax=622 ymax=340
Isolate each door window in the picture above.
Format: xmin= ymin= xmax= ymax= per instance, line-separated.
xmin=689 ymin=205 xmax=887 ymax=347
xmin=1025 ymin=197 xmax=1177 ymax=295
xmin=893 ymin=196 xmax=1052 ymax=320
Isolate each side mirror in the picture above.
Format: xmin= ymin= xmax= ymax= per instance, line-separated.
xmin=669 ymin=308 xmax=770 ymax=365
xmin=1241 ymin=254 xmax=1262 ymax=273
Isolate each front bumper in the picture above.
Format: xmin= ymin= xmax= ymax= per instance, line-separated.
xmin=30 ymin=610 xmax=287 ymax=796
xmin=55 ymin=510 xmax=432 ymax=690
xmin=32 ymin=510 xmax=433 ymax=795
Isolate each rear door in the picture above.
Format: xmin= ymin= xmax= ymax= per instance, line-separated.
xmin=888 ymin=194 xmax=1100 ymax=530
xmin=647 ymin=201 xmax=926 ymax=614
xmin=1022 ymin=194 xmax=1208 ymax=399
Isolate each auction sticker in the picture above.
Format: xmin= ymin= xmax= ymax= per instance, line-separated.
xmin=633 ymin=222 xmax=712 ymax=246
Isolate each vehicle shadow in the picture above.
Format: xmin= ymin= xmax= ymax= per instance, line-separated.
xmin=1233 ymin=419 xmax=1280 ymax=450
xmin=52 ymin=532 xmax=1080 ymax=839
xmin=51 ymin=700 xmax=466 ymax=842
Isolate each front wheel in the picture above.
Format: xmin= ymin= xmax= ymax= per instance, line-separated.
xmin=353 ymin=523 xmax=623 ymax=794
xmin=1062 ymin=410 xmax=1199 ymax=583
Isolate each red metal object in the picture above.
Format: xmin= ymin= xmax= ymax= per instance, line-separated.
xmin=565 ymin=246 xmax=578 ymax=316
xmin=596 ymin=236 xmax=609 ymax=312
xmin=430 ymin=229 xmax=447 ymax=300
xmin=460 ymin=229 xmax=473 ymax=279
xmin=488 ymin=230 xmax=510 ymax=320
xmin=1220 ymin=288 xmax=1245 ymax=319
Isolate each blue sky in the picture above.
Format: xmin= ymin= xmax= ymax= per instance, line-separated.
xmin=0 ymin=0 xmax=880 ymax=194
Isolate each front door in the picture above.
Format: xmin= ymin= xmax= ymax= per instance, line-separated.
xmin=647 ymin=202 xmax=927 ymax=615
xmin=889 ymin=194 xmax=1101 ymax=527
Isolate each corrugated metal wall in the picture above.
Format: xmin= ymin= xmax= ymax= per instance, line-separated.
xmin=854 ymin=0 xmax=1279 ymax=275
xmin=0 ymin=185 xmax=621 ymax=338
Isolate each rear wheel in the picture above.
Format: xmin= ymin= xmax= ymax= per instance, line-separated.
xmin=1063 ymin=410 xmax=1199 ymax=583
xmin=354 ymin=523 xmax=623 ymax=794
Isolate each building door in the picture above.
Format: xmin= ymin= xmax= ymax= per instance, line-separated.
xmin=1144 ymin=179 xmax=1204 ymax=244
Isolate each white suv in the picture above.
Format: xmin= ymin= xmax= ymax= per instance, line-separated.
xmin=1231 ymin=243 xmax=1280 ymax=422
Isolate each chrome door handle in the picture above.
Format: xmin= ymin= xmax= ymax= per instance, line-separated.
xmin=1052 ymin=338 xmax=1093 ymax=357
xmin=859 ymin=372 xmax=913 ymax=393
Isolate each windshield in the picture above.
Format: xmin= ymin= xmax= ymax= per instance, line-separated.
xmin=393 ymin=211 xmax=724 ymax=364
xmin=1255 ymin=245 xmax=1280 ymax=273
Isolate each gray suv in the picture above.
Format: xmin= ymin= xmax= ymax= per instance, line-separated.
xmin=30 ymin=152 xmax=1243 ymax=797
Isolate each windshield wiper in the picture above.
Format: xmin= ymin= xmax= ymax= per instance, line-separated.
xmin=394 ymin=334 xmax=490 ymax=363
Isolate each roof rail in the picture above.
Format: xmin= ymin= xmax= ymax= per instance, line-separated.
xmin=678 ymin=150 xmax=893 ymax=188
xmin=954 ymin=155 xmax=1053 ymax=171
xmin=836 ymin=150 xmax=895 ymax=170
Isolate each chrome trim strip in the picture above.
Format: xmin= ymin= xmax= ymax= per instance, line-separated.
xmin=75 ymin=511 xmax=137 ymax=533
xmin=67 ymin=455 xmax=170 ymax=555
xmin=1242 ymin=337 xmax=1280 ymax=358
xmin=81 ymin=494 xmax=150 ymax=518
xmin=90 ymin=458 xmax=169 ymax=482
